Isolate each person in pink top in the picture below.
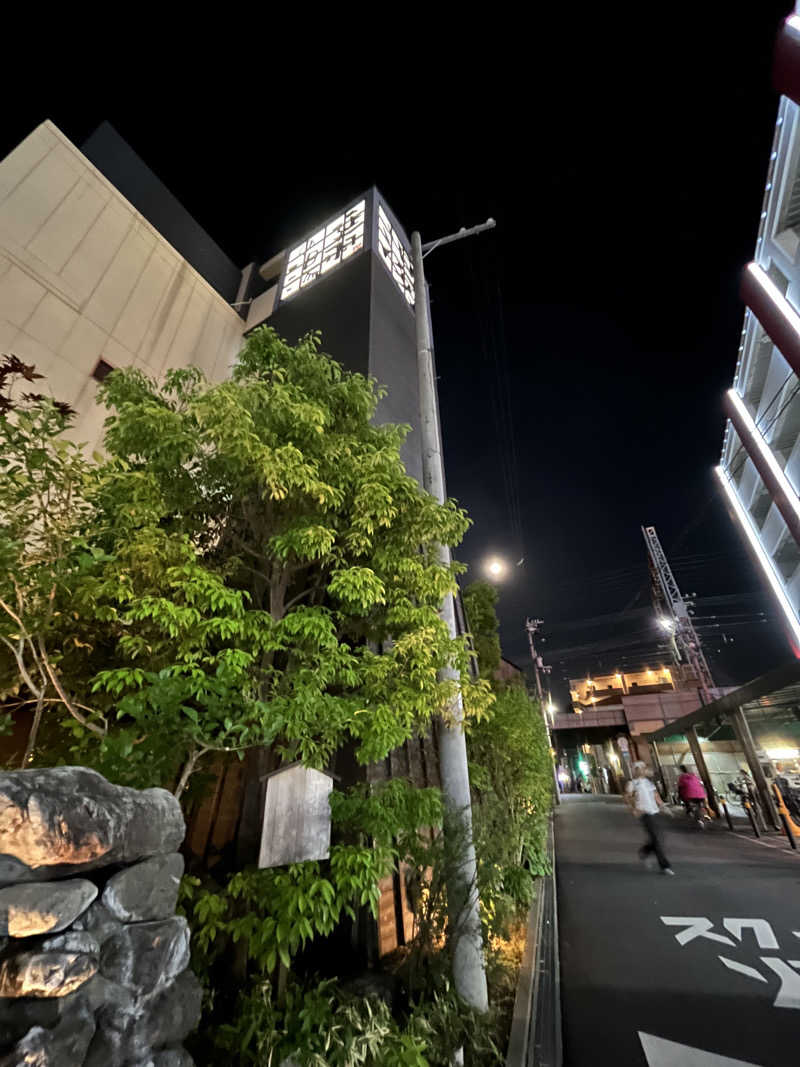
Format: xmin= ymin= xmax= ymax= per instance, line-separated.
xmin=677 ymin=764 xmax=708 ymax=823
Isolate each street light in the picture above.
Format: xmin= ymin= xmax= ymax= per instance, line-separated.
xmin=484 ymin=556 xmax=507 ymax=580
xmin=411 ymin=217 xmax=495 ymax=1015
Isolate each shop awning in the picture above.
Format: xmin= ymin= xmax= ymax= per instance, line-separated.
xmin=646 ymin=660 xmax=800 ymax=742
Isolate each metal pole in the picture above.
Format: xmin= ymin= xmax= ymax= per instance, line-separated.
xmin=685 ymin=726 xmax=720 ymax=817
xmin=780 ymin=809 xmax=798 ymax=849
xmin=729 ymin=707 xmax=780 ymax=830
xmin=649 ymin=741 xmax=669 ymax=801
xmin=525 ymin=619 xmax=545 ymax=704
xmin=719 ymin=796 xmax=735 ymax=831
xmin=744 ymin=798 xmax=761 ymax=837
xmin=770 ymin=781 xmax=799 ymax=848
xmin=411 ymin=230 xmax=488 ymax=1013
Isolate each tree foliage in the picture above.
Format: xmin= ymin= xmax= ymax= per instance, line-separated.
xmin=0 ymin=354 xmax=106 ymax=764
xmin=83 ymin=328 xmax=491 ymax=787
xmin=462 ymin=581 xmax=501 ymax=679
xmin=1 ymin=331 xmax=491 ymax=793
xmin=464 ymin=582 xmax=553 ymax=939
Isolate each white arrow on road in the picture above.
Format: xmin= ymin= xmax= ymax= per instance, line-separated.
xmin=639 ymin=1032 xmax=761 ymax=1066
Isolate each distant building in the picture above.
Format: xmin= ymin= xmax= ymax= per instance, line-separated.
xmin=717 ymin=7 xmax=800 ymax=650
xmin=494 ymin=656 xmax=524 ymax=685
xmin=553 ymin=666 xmax=734 ymax=790
xmin=569 ymin=667 xmax=675 ymax=708
xmin=560 ymin=667 xmax=706 ymax=746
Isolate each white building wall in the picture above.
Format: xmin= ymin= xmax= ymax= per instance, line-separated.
xmin=0 ymin=121 xmax=245 ymax=452
xmin=720 ymin=69 xmax=800 ymax=637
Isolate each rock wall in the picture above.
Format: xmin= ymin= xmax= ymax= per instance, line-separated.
xmin=0 ymin=767 xmax=200 ymax=1066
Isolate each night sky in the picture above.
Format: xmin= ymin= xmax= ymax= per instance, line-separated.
xmin=5 ymin=2 xmax=797 ymax=703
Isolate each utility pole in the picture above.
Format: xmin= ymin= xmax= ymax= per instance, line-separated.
xmin=411 ymin=220 xmax=494 ymax=1014
xmin=525 ymin=617 xmax=545 ymax=703
xmin=525 ymin=618 xmax=561 ymax=804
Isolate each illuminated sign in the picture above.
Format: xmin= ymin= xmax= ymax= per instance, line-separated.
xmin=377 ymin=205 xmax=414 ymax=306
xmin=280 ymin=200 xmax=366 ymax=301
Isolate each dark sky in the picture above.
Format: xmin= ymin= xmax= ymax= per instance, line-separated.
xmin=5 ymin=1 xmax=797 ymax=702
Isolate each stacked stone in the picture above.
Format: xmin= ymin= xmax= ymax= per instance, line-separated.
xmin=0 ymin=767 xmax=201 ymax=1066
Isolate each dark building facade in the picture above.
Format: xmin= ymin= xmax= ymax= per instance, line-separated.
xmin=81 ymin=122 xmax=243 ymax=302
xmin=248 ymin=190 xmax=422 ymax=483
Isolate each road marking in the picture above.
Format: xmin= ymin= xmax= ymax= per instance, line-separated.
xmin=723 ymin=919 xmax=779 ymax=950
xmin=638 ymin=1032 xmax=760 ymax=1065
xmin=660 ymin=919 xmax=800 ymax=1008
xmin=760 ymin=958 xmax=800 ymax=1009
xmin=718 ymin=956 xmax=767 ymax=983
xmin=660 ymin=917 xmax=734 ymax=947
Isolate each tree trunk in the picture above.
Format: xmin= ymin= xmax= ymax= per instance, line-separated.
xmin=174 ymin=746 xmax=207 ymax=800
xmin=20 ymin=689 xmax=45 ymax=768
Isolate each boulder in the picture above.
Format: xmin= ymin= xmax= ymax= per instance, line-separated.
xmin=81 ymin=973 xmax=136 ymax=1017
xmin=100 ymin=917 xmax=190 ymax=994
xmin=0 ymin=768 xmax=184 ymax=884
xmin=85 ymin=972 xmax=201 ymax=1066
xmin=127 ymin=1050 xmax=195 ymax=1067
xmin=38 ymin=930 xmax=99 ymax=956
xmin=152 ymin=1051 xmax=195 ymax=1067
xmin=0 ymin=1005 xmax=95 ymax=1064
xmin=83 ymin=1019 xmax=129 ymax=1067
xmin=0 ymin=880 xmax=97 ymax=937
xmin=0 ymin=945 xmax=97 ymax=998
xmin=0 ymin=986 xmax=81 ymax=1047
xmin=133 ymin=971 xmax=202 ymax=1051
xmin=102 ymin=854 xmax=184 ymax=923
xmin=73 ymin=900 xmax=124 ymax=946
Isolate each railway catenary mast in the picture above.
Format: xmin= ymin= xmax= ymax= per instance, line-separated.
xmin=641 ymin=525 xmax=716 ymax=705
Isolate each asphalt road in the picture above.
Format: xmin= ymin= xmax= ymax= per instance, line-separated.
xmin=555 ymin=794 xmax=800 ymax=1066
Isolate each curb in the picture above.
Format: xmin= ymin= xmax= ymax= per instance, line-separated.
xmin=506 ymin=816 xmax=562 ymax=1067
xmin=505 ymin=869 xmax=543 ymax=1066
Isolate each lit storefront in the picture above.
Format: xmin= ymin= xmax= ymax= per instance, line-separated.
xmin=646 ymin=661 xmax=800 ymax=825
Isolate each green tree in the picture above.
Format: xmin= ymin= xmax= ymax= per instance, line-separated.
xmin=463 ymin=582 xmax=553 ymax=938
xmin=469 ymin=684 xmax=553 ymax=935
xmin=462 ymin=581 xmax=501 ymax=679
xmin=78 ymin=327 xmax=491 ymax=792
xmin=0 ymin=354 xmax=109 ymax=765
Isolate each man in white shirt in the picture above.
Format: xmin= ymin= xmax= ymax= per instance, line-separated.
xmin=625 ymin=761 xmax=674 ymax=875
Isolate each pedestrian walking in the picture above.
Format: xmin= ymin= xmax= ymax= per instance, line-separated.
xmin=625 ymin=761 xmax=674 ymax=875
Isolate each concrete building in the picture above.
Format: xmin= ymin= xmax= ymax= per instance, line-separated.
xmin=0 ymin=122 xmax=245 ymax=451
xmin=0 ymin=122 xmax=422 ymax=481
xmin=717 ymin=7 xmax=800 ymax=651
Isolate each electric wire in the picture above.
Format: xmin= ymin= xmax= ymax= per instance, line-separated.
xmin=465 ymin=241 xmax=525 ymax=559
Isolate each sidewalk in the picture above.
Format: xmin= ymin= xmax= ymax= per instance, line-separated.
xmin=556 ymin=795 xmax=800 ymax=1067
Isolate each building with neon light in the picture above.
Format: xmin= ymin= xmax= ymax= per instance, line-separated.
xmin=718 ymin=8 xmax=800 ymax=649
